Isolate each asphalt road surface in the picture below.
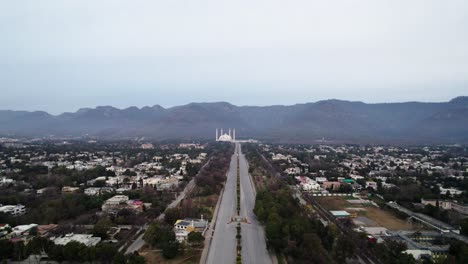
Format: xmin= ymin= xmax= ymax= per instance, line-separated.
xmin=238 ymin=144 xmax=271 ymax=264
xmin=205 ymin=143 xmax=271 ymax=264
xmin=124 ymin=225 xmax=146 ymax=254
xmin=205 ymin=144 xmax=238 ymax=264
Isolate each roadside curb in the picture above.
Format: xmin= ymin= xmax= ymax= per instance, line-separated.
xmin=199 ymin=172 xmax=228 ymax=263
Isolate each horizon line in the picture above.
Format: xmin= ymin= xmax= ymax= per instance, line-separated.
xmin=1 ymin=96 xmax=466 ymax=116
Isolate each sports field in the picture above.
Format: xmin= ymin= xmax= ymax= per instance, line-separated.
xmin=315 ymin=196 xmax=416 ymax=230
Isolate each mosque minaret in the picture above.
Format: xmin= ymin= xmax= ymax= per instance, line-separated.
xmin=216 ymin=128 xmax=236 ymax=142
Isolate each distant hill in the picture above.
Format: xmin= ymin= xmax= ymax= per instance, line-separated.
xmin=1 ymin=97 xmax=467 ymax=144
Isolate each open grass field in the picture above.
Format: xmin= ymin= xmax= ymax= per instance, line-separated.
xmin=316 ymin=196 xmax=416 ymax=231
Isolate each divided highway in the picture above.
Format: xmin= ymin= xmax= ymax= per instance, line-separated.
xmin=205 ymin=143 xmax=271 ymax=264
xmin=238 ymin=144 xmax=271 ymax=264
xmin=205 ymin=144 xmax=238 ymax=264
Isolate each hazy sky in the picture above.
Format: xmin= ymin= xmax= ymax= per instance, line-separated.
xmin=1 ymin=0 xmax=467 ymax=114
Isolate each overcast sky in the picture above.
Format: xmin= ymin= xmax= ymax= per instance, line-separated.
xmin=1 ymin=0 xmax=467 ymax=114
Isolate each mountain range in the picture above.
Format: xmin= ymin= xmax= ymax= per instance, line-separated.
xmin=1 ymin=96 xmax=468 ymax=144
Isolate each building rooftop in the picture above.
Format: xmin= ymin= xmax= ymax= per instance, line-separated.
xmin=53 ymin=233 xmax=101 ymax=247
xmin=330 ymin=210 xmax=351 ymax=217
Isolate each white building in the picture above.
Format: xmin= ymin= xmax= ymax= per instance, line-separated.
xmin=53 ymin=233 xmax=101 ymax=247
xmin=295 ymin=176 xmax=321 ymax=192
xmin=173 ymin=218 xmax=208 ymax=242
xmin=315 ymin=177 xmax=327 ymax=183
xmin=141 ymin=143 xmax=154 ymax=149
xmin=272 ymin=153 xmax=288 ymax=161
xmin=12 ymin=224 xmax=38 ymax=236
xmin=366 ymin=181 xmax=378 ymax=190
xmin=215 ymin=128 xmax=236 ymax=142
xmin=439 ymin=187 xmax=463 ymax=196
xmin=84 ymin=187 xmax=101 ymax=196
xmin=0 ymin=177 xmax=15 ymax=186
xmin=101 ymin=195 xmax=129 ymax=212
xmin=285 ymin=167 xmax=301 ymax=175
xmin=0 ymin=204 xmax=26 ymax=216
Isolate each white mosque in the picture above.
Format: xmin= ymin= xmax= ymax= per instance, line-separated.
xmin=215 ymin=128 xmax=236 ymax=142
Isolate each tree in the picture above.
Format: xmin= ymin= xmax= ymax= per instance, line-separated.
xmin=62 ymin=242 xmax=89 ymax=262
xmin=162 ymin=241 xmax=180 ymax=259
xmin=164 ymin=208 xmax=181 ymax=225
xmin=25 ymin=237 xmax=52 ymax=255
xmin=92 ymin=218 xmax=113 ymax=239
xmin=187 ymin=231 xmax=204 ymax=244
xmin=333 ymin=234 xmax=355 ymax=262
xmin=446 ymin=190 xmax=452 ymax=199
xmin=300 ymin=233 xmax=329 ymax=263
xmin=143 ymin=223 xmax=180 ymax=258
xmin=94 ymin=243 xmax=118 ymax=264
xmin=123 ymin=169 xmax=137 ymax=176
xmin=449 ymin=240 xmax=468 ymax=263
xmin=339 ymin=183 xmax=353 ymax=193
xmin=265 ymin=212 xmax=284 ymax=251
xmin=0 ymin=240 xmax=14 ymax=260
xmin=460 ymin=219 xmax=468 ymax=236
xmin=94 ymin=180 xmax=106 ymax=187
xmin=126 ymin=252 xmax=146 ymax=264
xmin=143 ymin=223 xmax=162 ymax=247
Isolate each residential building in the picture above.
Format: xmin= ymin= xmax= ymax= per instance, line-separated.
xmin=322 ymin=181 xmax=341 ymax=191
xmin=53 ymin=233 xmax=101 ymax=247
xmin=173 ymin=218 xmax=208 ymax=242
xmin=101 ymin=195 xmax=147 ymax=214
xmin=0 ymin=204 xmax=26 ymax=216
xmin=295 ymin=176 xmax=321 ymax=192
xmin=12 ymin=224 xmax=38 ymax=236
xmin=61 ymin=186 xmax=79 ymax=193
xmin=421 ymin=199 xmax=468 ymax=215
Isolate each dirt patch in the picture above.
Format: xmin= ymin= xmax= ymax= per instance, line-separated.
xmin=364 ymin=207 xmax=415 ymax=231
xmin=353 ymin=216 xmax=377 ymax=227
xmin=316 ymin=197 xmax=416 ymax=231
xmin=315 ymin=197 xmax=349 ymax=211
xmin=141 ymin=250 xmax=201 ymax=264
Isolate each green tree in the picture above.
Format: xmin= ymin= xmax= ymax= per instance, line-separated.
xmin=62 ymin=242 xmax=89 ymax=262
xmin=333 ymin=234 xmax=355 ymax=262
xmin=0 ymin=240 xmax=14 ymax=260
xmin=162 ymin=241 xmax=180 ymax=259
xmin=143 ymin=223 xmax=162 ymax=247
xmin=164 ymin=208 xmax=181 ymax=225
xmin=126 ymin=252 xmax=146 ymax=264
xmin=92 ymin=218 xmax=113 ymax=239
xmin=94 ymin=243 xmax=118 ymax=264
xmin=265 ymin=212 xmax=284 ymax=251
xmin=187 ymin=231 xmax=204 ymax=244
xmin=461 ymin=219 xmax=468 ymax=236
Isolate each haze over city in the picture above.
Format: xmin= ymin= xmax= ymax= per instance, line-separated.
xmin=2 ymin=0 xmax=468 ymax=114
xmin=2 ymin=1 xmax=468 ymax=264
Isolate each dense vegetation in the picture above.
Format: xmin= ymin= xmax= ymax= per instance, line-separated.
xmin=143 ymin=223 xmax=180 ymax=259
xmin=0 ymin=237 xmax=145 ymax=263
xmin=255 ymin=187 xmax=349 ymax=263
xmin=194 ymin=142 xmax=233 ymax=196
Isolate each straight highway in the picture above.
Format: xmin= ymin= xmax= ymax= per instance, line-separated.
xmin=205 ymin=144 xmax=238 ymax=264
xmin=238 ymin=143 xmax=272 ymax=264
xmin=205 ymin=143 xmax=271 ymax=264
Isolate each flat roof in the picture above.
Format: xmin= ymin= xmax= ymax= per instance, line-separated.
xmin=330 ymin=210 xmax=351 ymax=216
